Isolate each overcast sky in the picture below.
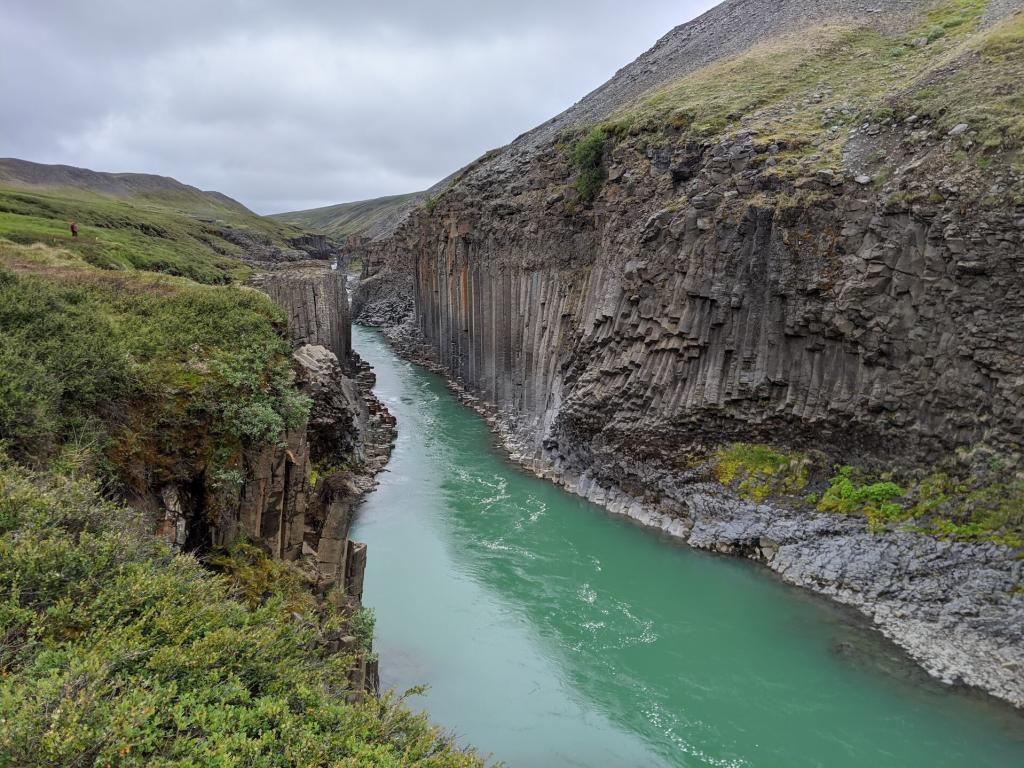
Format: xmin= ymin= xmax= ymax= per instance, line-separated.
xmin=2 ymin=1 xmax=716 ymax=213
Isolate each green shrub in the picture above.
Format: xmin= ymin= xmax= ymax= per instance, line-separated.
xmin=570 ymin=127 xmax=609 ymax=201
xmin=818 ymin=466 xmax=906 ymax=532
xmin=0 ymin=243 xmax=309 ymax=493
xmin=349 ymin=607 xmax=377 ymax=654
xmin=0 ymin=462 xmax=483 ymax=767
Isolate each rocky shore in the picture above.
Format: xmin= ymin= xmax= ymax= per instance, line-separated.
xmin=355 ymin=301 xmax=1024 ymax=709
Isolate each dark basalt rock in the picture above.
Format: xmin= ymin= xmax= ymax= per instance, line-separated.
xmin=352 ymin=0 xmax=1024 ymax=707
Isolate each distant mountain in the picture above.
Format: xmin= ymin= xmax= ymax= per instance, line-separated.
xmin=0 ymin=158 xmax=252 ymax=216
xmin=271 ymin=192 xmax=422 ymax=240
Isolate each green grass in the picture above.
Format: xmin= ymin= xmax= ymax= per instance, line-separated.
xmin=904 ymin=9 xmax=1024 ymax=152
xmin=0 ymin=462 xmax=483 ymax=767
xmin=906 ymin=472 xmax=1024 ymax=547
xmin=589 ymin=0 xmax=996 ymax=175
xmin=0 ymin=183 xmax=303 ymax=284
xmin=711 ymin=443 xmax=1023 ymax=546
xmin=0 ymin=239 xmax=308 ymax=501
xmin=712 ymin=443 xmax=809 ymax=502
xmin=271 ymin=193 xmax=419 ymax=239
xmin=817 ymin=466 xmax=906 ymax=533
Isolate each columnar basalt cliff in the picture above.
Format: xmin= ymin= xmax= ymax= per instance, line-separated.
xmin=246 ymin=262 xmax=395 ymax=583
xmin=153 ymin=260 xmax=394 ymax=619
xmin=249 ymin=261 xmax=352 ymax=362
xmin=357 ymin=0 xmax=1024 ymax=706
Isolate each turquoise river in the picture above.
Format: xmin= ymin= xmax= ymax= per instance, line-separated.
xmin=350 ymin=326 xmax=1024 ymax=767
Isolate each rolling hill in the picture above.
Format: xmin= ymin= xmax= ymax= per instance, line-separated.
xmin=271 ymin=192 xmax=421 ymax=240
xmin=0 ymin=159 xmax=314 ymax=283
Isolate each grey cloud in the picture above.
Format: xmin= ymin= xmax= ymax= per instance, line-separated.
xmin=3 ymin=1 xmax=718 ymax=213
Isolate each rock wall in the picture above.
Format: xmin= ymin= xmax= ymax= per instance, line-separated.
xmin=288 ymin=233 xmax=337 ymax=261
xmin=154 ymin=261 xmax=392 ymax=594
xmin=397 ymin=126 xmax=1022 ymax=470
xmin=249 ymin=262 xmax=351 ymax=363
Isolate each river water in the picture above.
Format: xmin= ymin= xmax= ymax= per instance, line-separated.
xmin=350 ymin=326 xmax=1024 ymax=767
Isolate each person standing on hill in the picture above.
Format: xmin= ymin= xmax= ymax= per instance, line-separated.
xmin=69 ymin=221 xmax=78 ymax=238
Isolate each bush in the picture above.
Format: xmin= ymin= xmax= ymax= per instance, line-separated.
xmin=817 ymin=466 xmax=906 ymax=532
xmin=0 ymin=248 xmax=309 ymax=492
xmin=570 ymin=127 xmax=608 ymax=201
xmin=0 ymin=462 xmax=483 ymax=767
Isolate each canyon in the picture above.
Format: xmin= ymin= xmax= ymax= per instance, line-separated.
xmin=3 ymin=0 xmax=1023 ymax=762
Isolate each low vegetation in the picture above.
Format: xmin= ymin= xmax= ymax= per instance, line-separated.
xmin=0 ymin=239 xmax=307 ymax=502
xmin=567 ymin=0 xmax=1012 ymax=190
xmin=0 ymin=183 xmax=301 ymax=284
xmin=712 ymin=442 xmax=1023 ymax=547
xmin=712 ymin=443 xmax=809 ymax=501
xmin=569 ymin=127 xmax=609 ymax=201
xmin=0 ymin=462 xmax=482 ymax=767
xmin=270 ymin=192 xmax=419 ymax=239
xmin=0 ymin=187 xmax=485 ymax=762
xmin=816 ymin=466 xmax=906 ymax=533
xmin=904 ymin=8 xmax=1024 ymax=153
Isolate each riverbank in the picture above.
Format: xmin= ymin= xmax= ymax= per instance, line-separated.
xmin=351 ymin=324 xmax=1024 ymax=767
xmin=356 ymin=312 xmax=1024 ymax=711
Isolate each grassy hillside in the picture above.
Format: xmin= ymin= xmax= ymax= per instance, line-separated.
xmin=0 ymin=158 xmax=253 ymax=214
xmin=0 ymin=162 xmax=308 ymax=284
xmin=271 ymin=192 xmax=420 ymax=239
xmin=568 ymin=0 xmax=1022 ymax=190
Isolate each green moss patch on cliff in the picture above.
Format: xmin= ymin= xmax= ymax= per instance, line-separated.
xmin=0 ymin=462 xmax=482 ymax=767
xmin=712 ymin=441 xmax=1023 ymax=546
xmin=712 ymin=443 xmax=810 ymax=502
xmin=0 ymin=239 xmax=309 ymax=497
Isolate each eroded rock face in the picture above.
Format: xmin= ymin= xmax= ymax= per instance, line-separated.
xmin=290 ymin=342 xmax=396 ymax=584
xmin=153 ymin=264 xmax=392 ymax=584
xmin=249 ymin=262 xmax=351 ymax=363
xmin=398 ymin=130 xmax=1022 ymax=471
xmin=151 ymin=422 xmax=312 ymax=560
xmin=288 ymin=234 xmax=336 ymax=261
xmin=250 ymin=269 xmax=396 ymax=586
xmin=294 ymin=344 xmax=368 ymax=467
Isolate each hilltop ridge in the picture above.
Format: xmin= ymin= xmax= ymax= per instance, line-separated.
xmin=271 ymin=191 xmax=422 ymax=240
xmin=0 ymin=157 xmax=252 ymax=215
